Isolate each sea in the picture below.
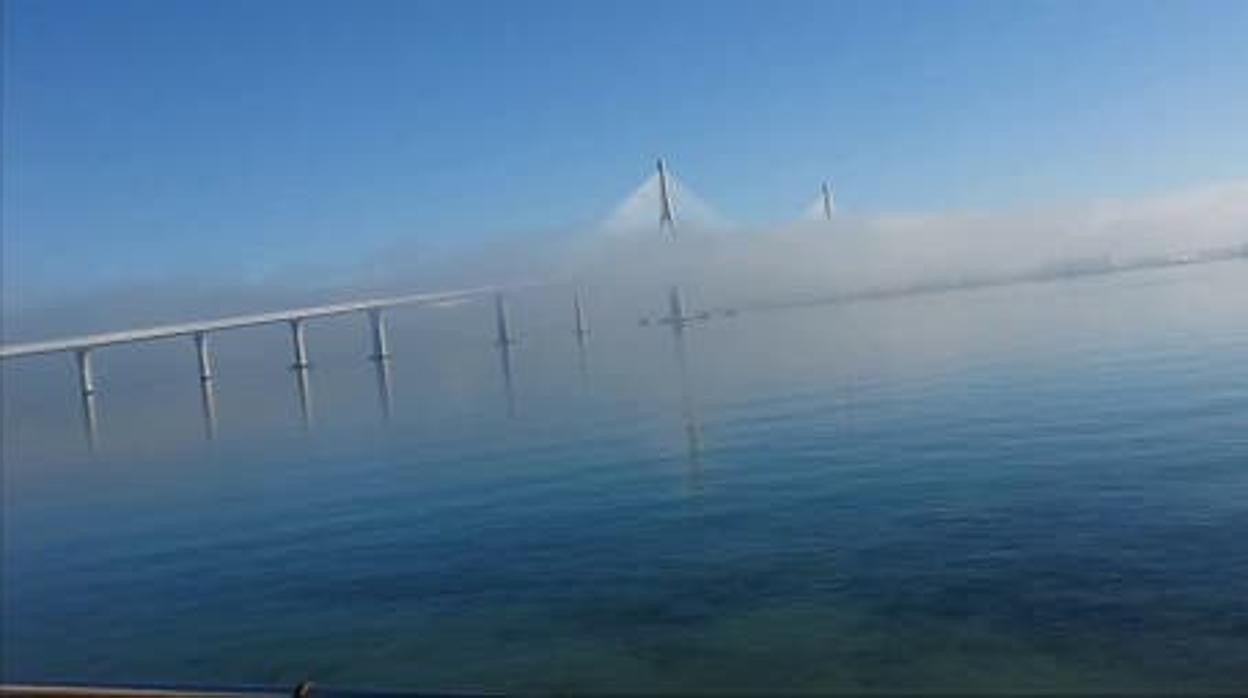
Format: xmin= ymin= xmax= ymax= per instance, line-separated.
xmin=3 ymin=260 xmax=1247 ymax=693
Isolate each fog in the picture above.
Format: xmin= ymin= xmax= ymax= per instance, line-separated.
xmin=3 ymin=177 xmax=1246 ymax=467
xmin=552 ymin=177 xmax=1248 ymax=309
xmin=7 ymin=176 xmax=1246 ymax=339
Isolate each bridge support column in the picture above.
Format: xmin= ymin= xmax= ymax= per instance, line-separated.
xmin=194 ymin=331 xmax=213 ymax=380
xmin=367 ymin=308 xmax=390 ymax=360
xmin=366 ymin=309 xmax=393 ymax=423
xmin=289 ymin=319 xmax=312 ymax=430
xmin=193 ymin=332 xmax=218 ymax=440
xmin=668 ymin=285 xmax=686 ymax=328
xmin=573 ymin=290 xmax=589 ymax=342
xmin=290 ymin=319 xmax=310 ymax=369
xmin=494 ymin=293 xmax=513 ymax=347
xmin=491 ymin=293 xmax=517 ymax=415
xmin=75 ymin=349 xmax=98 ymax=452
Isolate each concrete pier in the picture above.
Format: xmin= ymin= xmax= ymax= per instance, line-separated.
xmin=192 ymin=332 xmax=218 ymax=440
xmin=75 ymin=349 xmax=98 ymax=451
xmin=573 ymin=290 xmax=589 ymax=342
xmin=367 ymin=308 xmax=390 ymax=360
xmin=193 ymin=332 xmax=213 ymax=380
xmin=289 ymin=319 xmax=310 ymax=369
xmin=494 ymin=293 xmax=514 ymax=346
xmin=288 ymin=319 xmax=313 ymax=429
xmin=0 ymin=283 xmax=560 ymax=445
xmin=668 ymin=285 xmax=687 ymax=329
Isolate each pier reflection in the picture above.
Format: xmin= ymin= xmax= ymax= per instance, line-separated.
xmin=374 ymin=356 xmax=395 ymax=423
xmin=662 ymin=285 xmax=705 ymax=480
xmin=497 ymin=340 xmax=517 ymax=417
xmin=574 ymin=290 xmax=590 ymax=380
xmin=79 ymin=388 xmax=99 ymax=453
xmin=294 ymin=365 xmax=314 ymax=430
xmin=199 ymin=378 xmax=219 ymax=440
xmin=31 ymin=288 xmax=665 ymax=449
xmin=671 ymin=313 xmax=704 ymax=479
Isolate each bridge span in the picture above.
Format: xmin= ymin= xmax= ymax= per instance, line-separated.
xmin=0 ymin=282 xmax=591 ymax=450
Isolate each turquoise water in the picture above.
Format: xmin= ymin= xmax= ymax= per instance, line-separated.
xmin=4 ymin=262 xmax=1248 ymax=692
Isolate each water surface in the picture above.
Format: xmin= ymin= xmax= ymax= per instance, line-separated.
xmin=4 ymin=262 xmax=1248 ymax=692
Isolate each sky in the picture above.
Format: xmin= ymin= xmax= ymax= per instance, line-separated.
xmin=4 ymin=0 xmax=1248 ymax=305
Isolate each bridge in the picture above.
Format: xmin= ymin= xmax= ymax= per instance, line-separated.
xmin=4 ymin=159 xmax=1242 ymax=452
xmin=1 ymin=159 xmax=764 ymax=451
xmin=0 ymin=283 xmax=574 ymax=448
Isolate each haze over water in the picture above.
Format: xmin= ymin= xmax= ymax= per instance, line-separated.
xmin=4 ymin=260 xmax=1247 ymax=692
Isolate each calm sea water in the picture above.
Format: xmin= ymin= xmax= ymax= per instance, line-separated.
xmin=4 ymin=262 xmax=1248 ymax=693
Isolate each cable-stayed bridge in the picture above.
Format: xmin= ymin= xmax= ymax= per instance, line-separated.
xmin=599 ymin=159 xmax=837 ymax=234
xmin=11 ymin=157 xmax=1234 ymax=452
xmin=599 ymin=159 xmax=739 ymax=234
xmin=2 ymin=158 xmax=767 ymax=450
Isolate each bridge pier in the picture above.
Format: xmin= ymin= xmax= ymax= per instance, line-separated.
xmin=573 ymin=290 xmax=589 ymax=342
xmin=491 ymin=293 xmax=517 ymax=415
xmin=367 ymin=308 xmax=390 ymax=360
xmin=75 ymin=349 xmax=98 ymax=451
xmin=290 ymin=319 xmax=310 ymax=369
xmin=367 ymin=309 xmax=394 ymax=423
xmin=668 ymin=285 xmax=686 ymax=329
xmin=494 ymin=293 xmax=513 ymax=346
xmin=193 ymin=332 xmax=218 ymax=440
xmin=289 ymin=319 xmax=312 ymax=430
xmin=573 ymin=289 xmax=590 ymax=378
xmin=194 ymin=331 xmax=213 ymax=380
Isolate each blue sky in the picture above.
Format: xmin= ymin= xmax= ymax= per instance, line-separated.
xmin=4 ymin=0 xmax=1247 ymax=301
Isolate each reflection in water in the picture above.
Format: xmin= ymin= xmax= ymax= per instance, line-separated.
xmin=573 ymin=290 xmax=590 ymax=341
xmin=373 ymin=357 xmax=395 ymax=423
xmin=293 ymin=366 xmax=314 ymax=430
xmin=660 ymin=285 xmax=705 ymax=479
xmin=575 ymin=336 xmax=589 ymax=381
xmin=574 ymin=290 xmax=590 ymax=380
xmin=79 ymin=391 xmax=99 ymax=453
xmin=493 ymin=292 xmax=518 ymax=417
xmin=199 ymin=378 xmax=219 ymax=441
xmin=497 ymin=341 xmax=517 ymax=417
xmin=8 ymin=265 xmax=1248 ymax=692
xmin=671 ymin=317 xmax=704 ymax=480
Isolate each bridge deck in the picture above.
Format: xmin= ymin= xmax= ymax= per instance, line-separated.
xmin=0 ymin=286 xmax=498 ymax=359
